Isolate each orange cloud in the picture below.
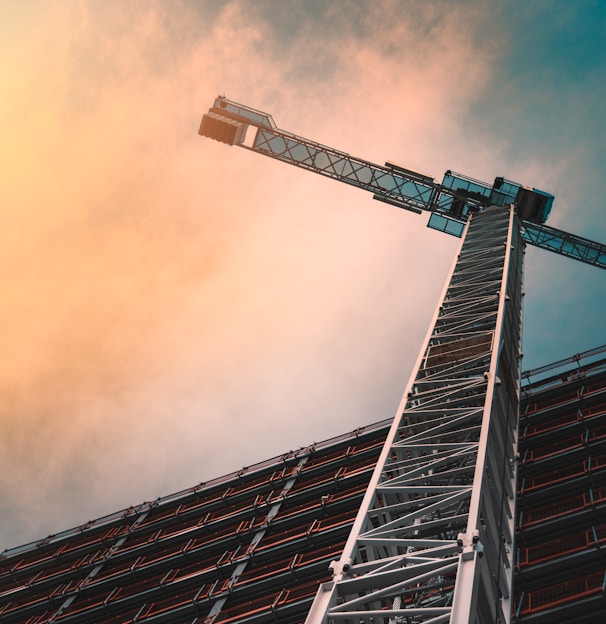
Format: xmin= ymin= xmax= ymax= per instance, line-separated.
xmin=1 ymin=0 xmax=508 ymax=548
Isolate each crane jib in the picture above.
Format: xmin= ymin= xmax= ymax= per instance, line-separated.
xmin=521 ymin=222 xmax=606 ymax=270
xmin=252 ymin=128 xmax=435 ymax=212
xmin=200 ymin=96 xmax=606 ymax=272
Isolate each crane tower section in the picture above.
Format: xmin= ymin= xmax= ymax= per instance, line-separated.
xmin=304 ymin=206 xmax=522 ymax=623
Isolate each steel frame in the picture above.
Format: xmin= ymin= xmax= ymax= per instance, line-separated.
xmin=521 ymin=221 xmax=606 ymax=269
xmin=204 ymin=455 xmax=311 ymax=622
xmin=250 ymin=124 xmax=606 ymax=267
xmin=306 ymin=206 xmax=523 ymax=624
xmin=251 ymin=127 xmax=438 ymax=214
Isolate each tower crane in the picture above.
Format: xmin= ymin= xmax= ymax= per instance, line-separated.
xmin=199 ymin=97 xmax=606 ymax=624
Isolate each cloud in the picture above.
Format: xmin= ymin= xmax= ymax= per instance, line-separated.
xmin=0 ymin=0 xmax=495 ymax=548
xmin=3 ymin=0 xmax=602 ymax=550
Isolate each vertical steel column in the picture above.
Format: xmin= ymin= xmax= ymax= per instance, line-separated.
xmin=205 ymin=455 xmax=310 ymax=622
xmin=47 ymin=509 xmax=151 ymax=622
xmin=306 ymin=206 xmax=523 ymax=624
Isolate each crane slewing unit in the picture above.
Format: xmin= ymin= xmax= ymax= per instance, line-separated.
xmin=199 ymin=97 xmax=606 ymax=623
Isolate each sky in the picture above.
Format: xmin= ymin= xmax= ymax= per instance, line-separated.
xmin=1 ymin=0 xmax=605 ymax=550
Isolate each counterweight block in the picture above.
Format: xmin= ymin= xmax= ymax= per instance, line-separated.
xmin=199 ymin=111 xmax=247 ymax=146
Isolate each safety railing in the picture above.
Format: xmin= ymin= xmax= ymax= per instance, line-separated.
xmin=521 ymin=434 xmax=585 ymax=464
xmin=519 ymin=487 xmax=606 ymax=528
xmin=516 ymin=523 xmax=606 ymax=568
xmin=524 ymin=388 xmax=583 ymax=416
xmin=519 ymin=452 xmax=606 ymax=494
xmin=521 ymin=409 xmax=583 ymax=438
xmin=515 ymin=569 xmax=606 ymax=617
xmin=215 ymin=578 xmax=326 ymax=623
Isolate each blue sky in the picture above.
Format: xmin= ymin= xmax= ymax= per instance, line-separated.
xmin=0 ymin=0 xmax=605 ymax=550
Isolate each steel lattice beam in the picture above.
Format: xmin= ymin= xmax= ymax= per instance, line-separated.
xmin=200 ymin=96 xmax=606 ymax=271
xmin=306 ymin=206 xmax=522 ymax=623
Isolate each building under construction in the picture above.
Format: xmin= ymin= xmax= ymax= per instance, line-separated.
xmin=2 ymin=97 xmax=606 ymax=623
xmin=1 ymin=345 xmax=605 ymax=624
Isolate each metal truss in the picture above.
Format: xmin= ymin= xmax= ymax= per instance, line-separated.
xmin=200 ymin=96 xmax=606 ymax=271
xmin=306 ymin=206 xmax=523 ymax=624
xmin=251 ymin=127 xmax=438 ymax=214
xmin=521 ymin=221 xmax=606 ymax=269
xmin=252 ymin=123 xmax=606 ymax=269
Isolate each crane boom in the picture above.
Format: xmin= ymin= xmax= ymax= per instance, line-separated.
xmin=521 ymin=220 xmax=606 ymax=268
xmin=199 ymin=96 xmax=606 ymax=270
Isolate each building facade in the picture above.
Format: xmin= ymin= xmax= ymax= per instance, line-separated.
xmin=514 ymin=346 xmax=606 ymax=622
xmin=1 ymin=346 xmax=605 ymax=623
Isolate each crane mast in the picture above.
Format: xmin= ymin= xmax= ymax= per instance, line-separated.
xmin=307 ymin=206 xmax=521 ymax=623
xmin=199 ymin=97 xmax=606 ymax=623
